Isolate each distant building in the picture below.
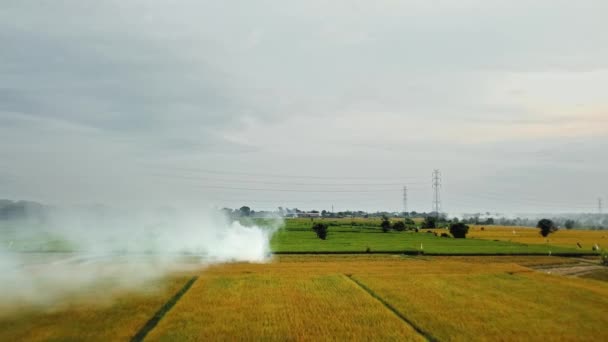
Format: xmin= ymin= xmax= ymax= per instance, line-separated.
xmin=295 ymin=212 xmax=321 ymax=218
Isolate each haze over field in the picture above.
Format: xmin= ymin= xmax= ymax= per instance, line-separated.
xmin=0 ymin=206 xmax=277 ymax=307
xmin=1 ymin=1 xmax=607 ymax=213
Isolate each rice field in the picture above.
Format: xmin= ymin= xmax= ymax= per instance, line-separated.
xmin=146 ymin=256 xmax=608 ymax=341
xmin=270 ymin=219 xmax=595 ymax=255
xmin=0 ymin=274 xmax=192 ymax=341
xmin=146 ymin=265 xmax=424 ymax=341
xmin=351 ymin=261 xmax=608 ymax=341
xmin=3 ymin=255 xmax=606 ymax=341
xmin=468 ymin=225 xmax=607 ymax=250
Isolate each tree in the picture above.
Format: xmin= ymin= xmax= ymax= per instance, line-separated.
xmin=565 ymin=220 xmax=575 ymax=230
xmin=404 ymin=218 xmax=416 ymax=230
xmin=380 ymin=215 xmax=391 ymax=233
xmin=449 ymin=222 xmax=470 ymax=239
xmin=421 ymin=216 xmax=437 ymax=229
xmin=537 ymin=218 xmax=558 ymax=237
xmin=239 ymin=206 xmax=251 ymax=217
xmin=312 ymin=223 xmax=328 ymax=240
xmin=393 ymin=221 xmax=406 ymax=232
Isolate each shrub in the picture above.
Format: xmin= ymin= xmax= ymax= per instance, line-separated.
xmin=537 ymin=219 xmax=558 ymax=237
xmin=312 ymin=223 xmax=328 ymax=240
xmin=380 ymin=215 xmax=391 ymax=233
xmin=421 ymin=216 xmax=437 ymax=229
xmin=449 ymin=222 xmax=470 ymax=239
xmin=565 ymin=220 xmax=575 ymax=230
xmin=393 ymin=221 xmax=406 ymax=232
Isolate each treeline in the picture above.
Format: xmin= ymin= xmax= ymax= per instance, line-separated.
xmin=220 ymin=206 xmax=444 ymax=219
xmin=0 ymin=200 xmax=47 ymax=222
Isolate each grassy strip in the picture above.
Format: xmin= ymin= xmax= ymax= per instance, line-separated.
xmin=130 ymin=276 xmax=198 ymax=342
xmin=274 ymin=251 xmax=595 ymax=256
xmin=345 ymin=274 xmax=438 ymax=342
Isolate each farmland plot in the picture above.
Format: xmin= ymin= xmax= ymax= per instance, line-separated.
xmin=147 ymin=264 xmax=424 ymax=341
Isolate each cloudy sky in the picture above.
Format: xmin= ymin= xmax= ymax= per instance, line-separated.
xmin=1 ymin=1 xmax=607 ymax=214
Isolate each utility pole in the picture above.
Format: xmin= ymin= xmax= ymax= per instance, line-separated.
xmin=432 ymin=169 xmax=441 ymax=218
xmin=599 ymin=197 xmax=603 ymax=215
xmin=403 ymin=186 xmax=408 ymax=216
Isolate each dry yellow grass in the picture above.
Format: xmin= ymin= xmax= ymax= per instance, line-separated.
xmin=0 ymin=275 xmax=192 ymax=341
xmin=469 ymin=225 xmax=607 ymax=250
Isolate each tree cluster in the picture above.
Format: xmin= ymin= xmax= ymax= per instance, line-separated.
xmin=381 ymin=215 xmax=391 ymax=233
xmin=312 ymin=223 xmax=328 ymax=240
xmin=537 ymin=219 xmax=558 ymax=237
xmin=449 ymin=222 xmax=470 ymax=239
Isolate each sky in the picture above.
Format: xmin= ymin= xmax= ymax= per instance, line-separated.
xmin=0 ymin=0 xmax=607 ymax=214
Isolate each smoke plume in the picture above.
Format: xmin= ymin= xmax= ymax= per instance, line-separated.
xmin=0 ymin=205 xmax=279 ymax=311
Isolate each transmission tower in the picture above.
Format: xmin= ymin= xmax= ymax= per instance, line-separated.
xmin=403 ymin=186 xmax=408 ymax=215
xmin=599 ymin=197 xmax=603 ymax=215
xmin=432 ymin=169 xmax=441 ymax=217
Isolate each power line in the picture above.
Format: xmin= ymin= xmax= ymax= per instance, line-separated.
xmin=152 ymin=166 xmax=426 ymax=181
xmin=192 ymin=184 xmax=401 ymax=193
xmin=151 ymin=173 xmax=429 ymax=187
xmin=403 ymin=186 xmax=407 ymax=214
xmin=432 ymin=169 xmax=441 ymax=217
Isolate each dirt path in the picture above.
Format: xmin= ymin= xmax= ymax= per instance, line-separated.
xmin=531 ymin=260 xmax=605 ymax=277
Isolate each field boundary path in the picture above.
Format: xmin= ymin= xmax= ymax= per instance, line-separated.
xmin=531 ymin=261 xmax=605 ymax=277
xmin=130 ymin=276 xmax=199 ymax=342
xmin=344 ymin=274 xmax=438 ymax=342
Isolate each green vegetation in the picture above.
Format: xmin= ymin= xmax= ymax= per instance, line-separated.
xmin=271 ymin=219 xmax=590 ymax=255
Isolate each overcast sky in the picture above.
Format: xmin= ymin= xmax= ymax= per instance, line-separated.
xmin=1 ymin=1 xmax=607 ymax=214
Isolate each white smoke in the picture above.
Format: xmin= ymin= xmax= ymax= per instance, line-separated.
xmin=0 ymin=206 xmax=280 ymax=311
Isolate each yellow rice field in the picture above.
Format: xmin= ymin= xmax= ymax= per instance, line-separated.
xmin=147 ymin=267 xmax=424 ymax=341
xmin=1 ymin=255 xmax=606 ymax=341
xmin=0 ymin=275 xmax=192 ymax=341
xmin=468 ymin=225 xmax=607 ymax=250
xmin=149 ymin=256 xmax=607 ymax=341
